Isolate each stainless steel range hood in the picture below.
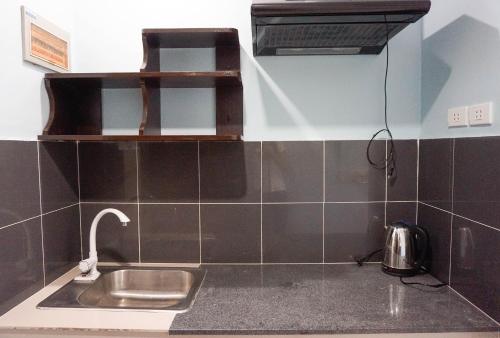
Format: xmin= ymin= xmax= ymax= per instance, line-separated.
xmin=251 ymin=0 xmax=431 ymax=56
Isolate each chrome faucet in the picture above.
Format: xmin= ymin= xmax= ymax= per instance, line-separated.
xmin=74 ymin=208 xmax=130 ymax=282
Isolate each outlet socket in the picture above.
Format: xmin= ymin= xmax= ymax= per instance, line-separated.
xmin=448 ymin=106 xmax=468 ymax=127
xmin=468 ymin=102 xmax=493 ymax=126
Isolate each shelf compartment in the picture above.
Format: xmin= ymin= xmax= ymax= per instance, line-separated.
xmin=141 ymin=28 xmax=240 ymax=72
xmin=38 ymin=135 xmax=241 ymax=141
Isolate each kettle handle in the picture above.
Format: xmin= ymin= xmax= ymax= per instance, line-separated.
xmin=412 ymin=225 xmax=429 ymax=270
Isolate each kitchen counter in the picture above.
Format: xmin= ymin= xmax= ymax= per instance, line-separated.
xmin=171 ymin=264 xmax=499 ymax=335
xmin=0 ymin=264 xmax=498 ymax=337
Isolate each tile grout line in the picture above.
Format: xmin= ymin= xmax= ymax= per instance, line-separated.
xmin=136 ymin=141 xmax=141 ymax=263
xmin=42 ymin=202 xmax=80 ymax=217
xmin=322 ymin=140 xmax=325 ymax=264
xmin=415 ymin=139 xmax=420 ymax=224
xmin=384 ymin=139 xmax=388 ymax=227
xmin=0 ymin=214 xmax=41 ymax=232
xmin=448 ymin=138 xmax=456 ymax=285
xmin=36 ymin=141 xmax=46 ymax=287
xmin=198 ymin=141 xmax=202 ymax=265
xmin=448 ymin=285 xmax=500 ymax=327
xmin=202 ymin=262 xmax=382 ymax=266
xmin=76 ymin=141 xmax=83 ymax=260
xmin=260 ymin=141 xmax=263 ymax=264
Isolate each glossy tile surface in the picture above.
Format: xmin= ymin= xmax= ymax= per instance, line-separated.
xmin=42 ymin=205 xmax=81 ymax=284
xmin=138 ymin=142 xmax=198 ymax=203
xmin=200 ymin=142 xmax=260 ymax=203
xmin=80 ymin=203 xmax=139 ymax=262
xmin=262 ymin=142 xmax=322 ymax=202
xmin=0 ymin=141 xmax=40 ymax=227
xmin=140 ymin=204 xmax=199 ymax=263
xmin=324 ymin=203 xmax=384 ymax=263
xmin=325 ymin=140 xmax=385 ymax=202
xmin=201 ymin=204 xmax=260 ymax=263
xmin=417 ymin=203 xmax=451 ymax=283
xmin=171 ymin=264 xmax=498 ymax=334
xmin=262 ymin=204 xmax=322 ymax=263
xmin=79 ymin=142 xmax=137 ymax=202
xmin=39 ymin=141 xmax=78 ymax=213
xmin=0 ymin=218 xmax=43 ymax=316
xmin=454 ymin=137 xmax=500 ymax=229
xmin=418 ymin=139 xmax=453 ymax=211
xmin=386 ymin=202 xmax=417 ymax=225
xmin=450 ymin=216 xmax=500 ymax=322
xmin=387 ymin=140 xmax=417 ymax=201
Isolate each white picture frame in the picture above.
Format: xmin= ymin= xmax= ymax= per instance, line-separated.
xmin=21 ymin=6 xmax=71 ymax=72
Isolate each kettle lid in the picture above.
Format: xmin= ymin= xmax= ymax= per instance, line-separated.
xmin=390 ymin=221 xmax=414 ymax=228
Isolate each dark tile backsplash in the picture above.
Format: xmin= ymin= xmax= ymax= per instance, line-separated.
xmin=262 ymin=204 xmax=323 ymax=263
xmin=450 ymin=216 xmax=499 ymax=322
xmin=262 ymin=141 xmax=323 ymax=202
xmin=2 ymin=137 xmax=499 ymax=323
xmin=201 ymin=142 xmax=261 ymax=203
xmin=453 ymin=137 xmax=500 ymax=230
xmin=0 ymin=141 xmax=40 ymax=227
xmin=201 ymin=204 xmax=260 ymax=263
xmin=324 ymin=202 xmax=384 ymax=263
xmin=140 ymin=204 xmax=199 ymax=263
xmin=418 ymin=139 xmax=453 ymax=211
xmin=79 ymin=142 xmax=137 ymax=202
xmin=39 ymin=141 xmax=79 ymax=213
xmin=0 ymin=141 xmax=79 ymax=315
xmin=325 ymin=140 xmax=386 ymax=202
xmin=139 ymin=142 xmax=198 ymax=203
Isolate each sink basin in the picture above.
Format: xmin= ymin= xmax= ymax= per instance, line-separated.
xmin=38 ymin=267 xmax=205 ymax=312
xmin=78 ymin=269 xmax=198 ymax=309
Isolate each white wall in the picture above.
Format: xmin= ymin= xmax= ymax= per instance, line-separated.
xmin=421 ymin=0 xmax=500 ymax=138
xmin=1 ymin=0 xmax=423 ymax=140
xmin=0 ymin=1 xmax=75 ymax=140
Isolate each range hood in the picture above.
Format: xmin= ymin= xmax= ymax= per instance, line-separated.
xmin=251 ymin=0 xmax=431 ymax=56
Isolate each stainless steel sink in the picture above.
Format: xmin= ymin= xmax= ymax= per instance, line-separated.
xmin=38 ymin=267 xmax=205 ymax=311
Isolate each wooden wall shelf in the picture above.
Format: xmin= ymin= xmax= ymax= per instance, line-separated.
xmin=40 ymin=28 xmax=243 ymax=141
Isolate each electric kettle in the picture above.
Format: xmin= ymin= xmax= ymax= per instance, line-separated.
xmin=382 ymin=221 xmax=428 ymax=277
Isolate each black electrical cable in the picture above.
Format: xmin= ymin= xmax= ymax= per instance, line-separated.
xmin=355 ymin=248 xmax=382 ymax=266
xmin=399 ymin=276 xmax=447 ymax=288
xmin=366 ymin=15 xmax=396 ymax=178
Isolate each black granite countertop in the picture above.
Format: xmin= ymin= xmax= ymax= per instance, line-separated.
xmin=170 ymin=264 xmax=499 ymax=335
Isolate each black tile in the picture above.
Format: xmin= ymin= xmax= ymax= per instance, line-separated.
xmin=450 ymin=216 xmax=500 ymax=322
xmin=79 ymin=142 xmax=137 ymax=202
xmin=454 ymin=137 xmax=500 ymax=230
xmin=201 ymin=205 xmax=260 ymax=263
xmin=324 ymin=203 xmax=385 ymax=263
xmin=262 ymin=204 xmax=322 ymax=263
xmin=419 ymin=139 xmax=453 ymax=212
xmin=140 ymin=204 xmax=199 ymax=263
xmin=0 ymin=141 xmax=40 ymax=227
xmin=386 ymin=202 xmax=417 ymax=225
xmin=81 ymin=203 xmax=139 ymax=263
xmin=325 ymin=140 xmax=385 ymax=202
xmin=417 ymin=203 xmax=452 ymax=283
xmin=39 ymin=141 xmax=78 ymax=213
xmin=262 ymin=142 xmax=322 ymax=202
xmin=42 ymin=205 xmax=81 ymax=284
xmin=200 ymin=142 xmax=261 ymax=203
xmin=387 ymin=140 xmax=417 ymax=201
xmin=139 ymin=142 xmax=198 ymax=203
xmin=0 ymin=218 xmax=44 ymax=316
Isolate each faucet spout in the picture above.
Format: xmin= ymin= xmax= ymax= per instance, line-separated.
xmin=75 ymin=208 xmax=130 ymax=282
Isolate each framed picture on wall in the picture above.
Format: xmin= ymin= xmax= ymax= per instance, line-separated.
xmin=21 ymin=6 xmax=71 ymax=72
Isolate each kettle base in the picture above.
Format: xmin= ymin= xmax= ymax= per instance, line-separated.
xmin=382 ymin=264 xmax=418 ymax=277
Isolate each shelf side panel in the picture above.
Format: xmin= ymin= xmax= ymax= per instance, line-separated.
xmin=216 ymin=46 xmax=241 ymax=71
xmin=139 ymin=79 xmax=161 ymax=135
xmin=216 ymin=85 xmax=243 ymax=136
xmin=141 ymin=34 xmax=160 ymax=72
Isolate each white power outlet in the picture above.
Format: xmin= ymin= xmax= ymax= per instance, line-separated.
xmin=468 ymin=102 xmax=493 ymax=126
xmin=448 ymin=106 xmax=468 ymax=127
